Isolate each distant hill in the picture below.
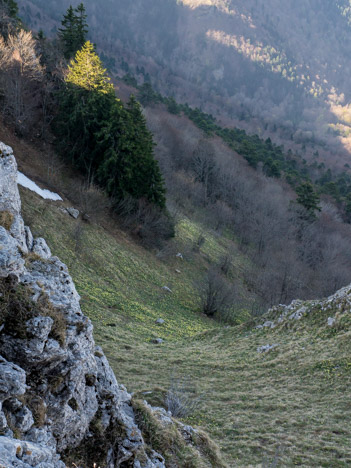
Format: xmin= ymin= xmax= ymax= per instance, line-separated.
xmin=17 ymin=0 xmax=351 ymax=168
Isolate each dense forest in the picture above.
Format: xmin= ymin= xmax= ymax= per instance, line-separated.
xmin=2 ymin=0 xmax=351 ymax=314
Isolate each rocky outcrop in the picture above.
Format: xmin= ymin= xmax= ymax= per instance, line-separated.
xmin=258 ymin=283 xmax=351 ymax=331
xmin=0 ymin=142 xmax=166 ymax=467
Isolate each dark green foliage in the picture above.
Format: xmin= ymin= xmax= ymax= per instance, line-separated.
xmin=53 ymin=44 xmax=166 ymax=211
xmin=1 ymin=0 xmax=18 ymax=18
xmin=138 ymin=82 xmax=161 ymax=106
xmin=0 ymin=0 xmax=20 ymax=35
xmin=97 ymin=96 xmax=166 ymax=207
xmin=296 ymin=182 xmax=321 ymax=217
xmin=133 ymin=79 xmax=351 ymax=218
xmin=166 ymin=97 xmax=180 ymax=115
xmin=58 ymin=3 xmax=88 ymax=59
xmin=122 ymin=73 xmax=137 ymax=87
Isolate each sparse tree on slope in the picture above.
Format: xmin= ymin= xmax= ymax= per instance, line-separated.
xmin=58 ymin=3 xmax=88 ymax=59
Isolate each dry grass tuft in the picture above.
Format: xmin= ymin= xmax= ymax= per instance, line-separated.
xmin=133 ymin=398 xmax=228 ymax=468
xmin=0 ymin=210 xmax=14 ymax=230
xmin=0 ymin=276 xmax=66 ymax=345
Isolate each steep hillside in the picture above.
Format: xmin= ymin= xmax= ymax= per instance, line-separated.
xmin=17 ymin=0 xmax=351 ymax=167
xmin=1 ymin=4 xmax=351 ymax=463
xmin=14 ymin=144 xmax=351 ymax=467
xmin=0 ymin=142 xmax=227 ymax=468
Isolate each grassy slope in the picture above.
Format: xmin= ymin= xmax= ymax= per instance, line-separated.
xmin=19 ymin=186 xmax=351 ymax=467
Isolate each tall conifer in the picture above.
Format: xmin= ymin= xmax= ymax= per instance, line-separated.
xmin=58 ymin=3 xmax=88 ymax=59
xmin=54 ymin=42 xmax=166 ymax=209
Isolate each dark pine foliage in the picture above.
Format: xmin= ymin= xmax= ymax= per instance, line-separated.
xmin=53 ymin=41 xmax=166 ymax=210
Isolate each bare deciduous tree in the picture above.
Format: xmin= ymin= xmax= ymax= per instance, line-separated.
xmin=199 ymin=268 xmax=236 ymax=319
xmin=0 ymin=30 xmax=43 ymax=134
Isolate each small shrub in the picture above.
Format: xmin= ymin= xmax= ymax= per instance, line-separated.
xmin=61 ymin=411 xmax=123 ymax=468
xmin=219 ymin=253 xmax=234 ymax=277
xmin=132 ymin=398 xmax=200 ymax=467
xmin=0 ymin=276 xmax=66 ymax=345
xmin=20 ymin=394 xmax=46 ymax=427
xmin=114 ymin=197 xmax=175 ymax=248
xmin=165 ymin=376 xmax=203 ymax=419
xmin=198 ymin=268 xmax=236 ymax=319
xmin=192 ymin=232 xmax=205 ymax=253
xmin=0 ymin=210 xmax=14 ymax=230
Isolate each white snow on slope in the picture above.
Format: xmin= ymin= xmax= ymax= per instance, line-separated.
xmin=17 ymin=172 xmax=63 ymax=201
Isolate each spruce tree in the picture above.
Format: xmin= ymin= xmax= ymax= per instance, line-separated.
xmin=54 ymin=42 xmax=166 ymax=209
xmin=0 ymin=0 xmax=20 ymax=35
xmin=97 ymin=96 xmax=166 ymax=208
xmin=296 ymin=181 xmax=321 ymax=218
xmin=54 ymin=41 xmax=115 ymax=178
xmin=66 ymin=40 xmax=113 ymax=93
xmin=58 ymin=3 xmax=88 ymax=59
xmin=75 ymin=3 xmax=88 ymax=50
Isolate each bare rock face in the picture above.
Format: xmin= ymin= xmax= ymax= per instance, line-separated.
xmin=0 ymin=226 xmax=25 ymax=277
xmin=0 ymin=143 xmax=27 ymax=253
xmin=0 ymin=142 xmax=165 ymax=467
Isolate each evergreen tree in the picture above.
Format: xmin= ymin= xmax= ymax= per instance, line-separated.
xmin=54 ymin=41 xmax=115 ymax=178
xmin=1 ymin=0 xmax=18 ymax=18
xmin=75 ymin=3 xmax=88 ymax=50
xmin=98 ymin=96 xmax=165 ymax=207
xmin=58 ymin=3 xmax=88 ymax=59
xmin=66 ymin=40 xmax=113 ymax=93
xmin=54 ymin=42 xmax=166 ymax=209
xmin=0 ymin=0 xmax=20 ymax=36
xmin=296 ymin=181 xmax=321 ymax=218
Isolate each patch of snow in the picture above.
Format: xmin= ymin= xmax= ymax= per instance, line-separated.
xmin=17 ymin=172 xmax=62 ymax=201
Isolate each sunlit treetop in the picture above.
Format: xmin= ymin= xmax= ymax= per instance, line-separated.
xmin=66 ymin=41 xmax=114 ymax=94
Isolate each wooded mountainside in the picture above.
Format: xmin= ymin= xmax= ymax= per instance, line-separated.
xmin=17 ymin=0 xmax=351 ymax=166
xmin=2 ymin=0 xmax=351 ymax=313
xmin=2 ymin=2 xmax=351 ymax=466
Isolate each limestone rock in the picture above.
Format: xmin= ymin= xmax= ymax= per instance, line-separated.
xmin=26 ymin=316 xmax=53 ymax=341
xmin=328 ymin=317 xmax=336 ymax=327
xmin=32 ymin=238 xmax=52 ymax=259
xmin=257 ymin=343 xmax=279 ymax=353
xmin=0 ymin=357 xmax=26 ymax=399
xmin=0 ymin=436 xmax=64 ymax=468
xmin=256 ymin=320 xmax=275 ymax=329
xmin=3 ymin=398 xmax=34 ymax=433
xmin=151 ymin=338 xmax=164 ymax=344
xmin=0 ymin=226 xmax=25 ymax=277
xmin=25 ymin=226 xmax=34 ymax=251
xmin=66 ymin=207 xmax=80 ymax=219
xmin=155 ymin=318 xmax=165 ymax=325
xmin=0 ymin=143 xmax=27 ymax=252
xmin=20 ymin=256 xmax=81 ymax=317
